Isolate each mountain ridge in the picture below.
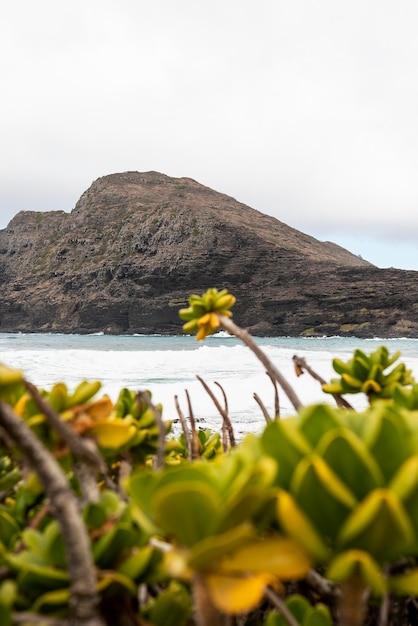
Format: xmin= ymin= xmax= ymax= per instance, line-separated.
xmin=0 ymin=171 xmax=417 ymax=337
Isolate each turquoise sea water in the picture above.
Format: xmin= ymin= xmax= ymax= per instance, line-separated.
xmin=1 ymin=333 xmax=418 ymax=438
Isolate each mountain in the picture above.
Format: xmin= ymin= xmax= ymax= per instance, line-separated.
xmin=0 ymin=171 xmax=417 ymax=337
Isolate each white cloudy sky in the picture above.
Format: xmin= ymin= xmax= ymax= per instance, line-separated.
xmin=1 ymin=1 xmax=418 ymax=270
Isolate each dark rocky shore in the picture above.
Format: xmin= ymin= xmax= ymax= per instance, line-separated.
xmin=0 ymin=171 xmax=417 ymax=337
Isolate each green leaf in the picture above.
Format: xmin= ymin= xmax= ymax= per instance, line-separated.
xmin=117 ymin=545 xmax=156 ymax=580
xmin=212 ymin=487 xmax=277 ymax=534
xmin=6 ymin=554 xmax=69 ymax=596
xmin=144 ymin=581 xmax=192 ymax=626
xmin=291 ymin=455 xmax=357 ymax=541
xmin=83 ymin=502 xmax=107 ymax=530
xmin=187 ymin=523 xmax=255 ymax=571
xmin=152 ymin=482 xmax=220 ymax=546
xmin=390 ymin=456 xmax=418 ymax=541
xmin=261 ymin=420 xmax=312 ymax=489
xmin=316 ymin=428 xmax=384 ymax=499
xmin=298 ymin=405 xmax=342 ymax=448
xmin=92 ymin=523 xmax=136 ymax=568
xmin=0 ymin=468 xmax=21 ymax=491
xmin=31 ymin=587 xmax=70 ymax=613
xmin=337 ymin=489 xmax=415 ymax=562
xmin=0 ymin=510 xmax=20 ymax=547
xmin=304 ymin=604 xmax=333 ymax=626
xmin=363 ymin=406 xmax=413 ymax=482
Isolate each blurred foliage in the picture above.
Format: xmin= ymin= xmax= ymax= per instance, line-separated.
xmin=0 ymin=289 xmax=418 ymax=625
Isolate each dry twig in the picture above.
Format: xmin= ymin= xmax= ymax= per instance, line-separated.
xmin=196 ymin=376 xmax=236 ymax=447
xmin=219 ymin=316 xmax=302 ymax=411
xmin=253 ymin=393 xmax=272 ymax=424
xmin=292 ymin=355 xmax=353 ymax=410
xmin=174 ymin=395 xmax=192 ymax=461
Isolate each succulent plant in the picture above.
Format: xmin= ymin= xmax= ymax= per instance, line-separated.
xmin=261 ymin=401 xmax=418 ymax=624
xmin=179 ymin=288 xmax=236 ymax=340
xmin=322 ymin=346 xmax=415 ymax=402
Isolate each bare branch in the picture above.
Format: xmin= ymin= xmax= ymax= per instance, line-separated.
xmin=266 ymin=372 xmax=280 ymax=417
xmin=306 ymin=569 xmax=337 ymax=599
xmin=0 ymin=401 xmax=104 ymax=626
xmin=186 ymin=389 xmax=200 ymax=459
xmin=253 ymin=393 xmax=272 ymax=424
xmin=219 ymin=316 xmax=302 ymax=412
xmin=214 ymin=381 xmax=235 ymax=448
xmin=264 ymin=586 xmax=302 ymax=626
xmin=13 ymin=612 xmax=68 ymax=625
xmin=196 ymin=376 xmax=236 ymax=448
xmin=174 ymin=395 xmax=192 ymax=461
xmin=292 ymin=355 xmax=354 ymax=410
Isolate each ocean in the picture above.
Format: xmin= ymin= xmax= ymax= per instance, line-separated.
xmin=1 ymin=333 xmax=418 ymax=440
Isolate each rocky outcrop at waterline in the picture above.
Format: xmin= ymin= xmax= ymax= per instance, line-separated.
xmin=0 ymin=171 xmax=417 ymax=337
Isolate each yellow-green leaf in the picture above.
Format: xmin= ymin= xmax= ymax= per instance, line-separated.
xmin=316 ymin=428 xmax=384 ymax=499
xmin=152 ymin=482 xmax=220 ymax=546
xmin=276 ymin=490 xmax=329 ymax=562
xmin=291 ymin=455 xmax=357 ymax=540
xmin=389 ymin=568 xmax=418 ymax=596
xmin=337 ymin=489 xmax=414 ymax=562
xmin=327 ymin=550 xmax=386 ymax=596
xmin=220 ymin=536 xmax=312 ymax=579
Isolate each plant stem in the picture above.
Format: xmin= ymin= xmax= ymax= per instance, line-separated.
xmin=219 ymin=315 xmax=302 ymax=412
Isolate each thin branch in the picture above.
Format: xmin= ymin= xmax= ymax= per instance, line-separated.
xmin=266 ymin=372 xmax=280 ymax=417
xmin=253 ymin=393 xmax=272 ymax=424
xmin=196 ymin=376 xmax=236 ymax=448
xmin=306 ymin=569 xmax=338 ymax=599
xmin=215 ymin=382 xmax=230 ymax=451
xmin=219 ymin=316 xmax=302 ymax=411
xmin=186 ymin=389 xmax=200 ymax=460
xmin=378 ymin=592 xmax=390 ymax=626
xmin=292 ymin=355 xmax=354 ymax=410
xmin=214 ymin=381 xmax=235 ymax=449
xmin=264 ymin=586 xmax=302 ymax=626
xmin=221 ymin=421 xmax=228 ymax=452
xmin=0 ymin=401 xmax=104 ymax=626
xmin=137 ymin=391 xmax=165 ymax=470
xmin=174 ymin=395 xmax=192 ymax=461
xmin=214 ymin=381 xmax=229 ymax=416
xmin=12 ymin=613 xmax=69 ymax=625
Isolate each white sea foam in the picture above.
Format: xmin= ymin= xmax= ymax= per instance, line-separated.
xmin=1 ymin=334 xmax=418 ymax=437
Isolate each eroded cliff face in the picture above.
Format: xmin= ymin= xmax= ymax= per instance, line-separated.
xmin=0 ymin=171 xmax=417 ymax=337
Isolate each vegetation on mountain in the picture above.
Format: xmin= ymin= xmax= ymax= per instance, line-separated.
xmin=1 ymin=290 xmax=418 ymax=624
xmin=1 ymin=171 xmax=418 ymax=336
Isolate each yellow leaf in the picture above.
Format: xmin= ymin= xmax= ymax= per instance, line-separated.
xmin=198 ymin=313 xmax=211 ymax=326
xmin=220 ymin=536 xmax=312 ymax=580
xmin=84 ymin=395 xmax=114 ymax=420
xmin=13 ymin=393 xmax=30 ymax=416
xmin=88 ymin=419 xmax=137 ymax=448
xmin=206 ymin=571 xmax=279 ymax=614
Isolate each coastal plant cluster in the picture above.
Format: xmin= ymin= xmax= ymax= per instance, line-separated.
xmin=1 ymin=290 xmax=418 ymax=625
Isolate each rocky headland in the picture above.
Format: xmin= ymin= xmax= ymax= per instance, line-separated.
xmin=0 ymin=171 xmax=417 ymax=337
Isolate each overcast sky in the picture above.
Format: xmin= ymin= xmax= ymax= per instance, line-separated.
xmin=1 ymin=1 xmax=418 ymax=270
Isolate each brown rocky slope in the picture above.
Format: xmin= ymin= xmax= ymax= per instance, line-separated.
xmin=0 ymin=171 xmax=417 ymax=337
